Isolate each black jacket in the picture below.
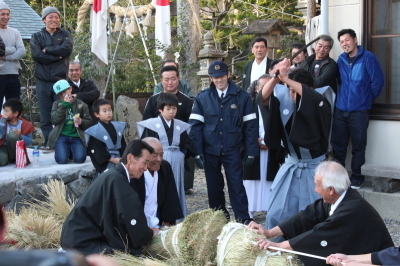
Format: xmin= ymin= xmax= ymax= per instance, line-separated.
xmin=61 ymin=163 xmax=153 ymax=255
xmin=30 ymin=27 xmax=73 ymax=82
xmin=280 ymin=188 xmax=393 ymax=266
xmin=242 ymin=58 xmax=272 ymax=91
xmin=300 ymin=54 xmax=338 ymax=93
xmin=143 ymin=91 xmax=193 ymax=122
xmin=243 ymin=93 xmax=283 ymax=181
xmin=68 ymin=78 xmax=100 ymax=122
xmin=0 ymin=36 xmax=5 ymax=57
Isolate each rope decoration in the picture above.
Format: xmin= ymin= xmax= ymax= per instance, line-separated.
xmin=76 ymin=0 xmax=155 ymax=35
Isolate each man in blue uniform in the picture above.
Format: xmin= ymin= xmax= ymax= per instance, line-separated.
xmin=189 ymin=60 xmax=258 ymax=224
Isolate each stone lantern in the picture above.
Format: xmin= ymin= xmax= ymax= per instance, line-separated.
xmin=197 ymin=31 xmax=227 ymax=92
xmin=243 ymin=19 xmax=290 ymax=59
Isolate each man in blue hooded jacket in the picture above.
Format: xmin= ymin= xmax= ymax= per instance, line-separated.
xmin=331 ymin=29 xmax=384 ymax=189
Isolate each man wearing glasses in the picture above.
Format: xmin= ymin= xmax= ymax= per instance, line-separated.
xmin=300 ymin=35 xmax=338 ymax=94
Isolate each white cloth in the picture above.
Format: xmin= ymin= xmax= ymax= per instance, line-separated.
xmin=73 ymin=80 xmax=80 ymax=87
xmin=329 ymin=190 xmax=347 ymax=216
xmin=121 ymin=163 xmax=130 ymax=183
xmin=154 ymin=0 xmax=171 ymax=57
xmin=250 ymin=57 xmax=268 ymax=83
xmin=162 ymin=116 xmax=171 ymax=128
xmin=217 ymin=87 xmax=228 ymax=98
xmin=144 ymin=170 xmax=160 ymax=227
xmin=91 ymin=0 xmax=117 ymax=64
xmin=243 ymin=106 xmax=272 ymax=217
xmin=306 ymin=15 xmax=320 ymax=55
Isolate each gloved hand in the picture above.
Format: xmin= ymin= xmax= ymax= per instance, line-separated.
xmin=243 ymin=156 xmax=255 ymax=167
xmin=195 ymin=154 xmax=204 ymax=169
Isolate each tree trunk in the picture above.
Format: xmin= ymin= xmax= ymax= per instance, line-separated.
xmin=177 ymin=0 xmax=200 ymax=94
xmin=307 ymin=0 xmax=316 ymax=21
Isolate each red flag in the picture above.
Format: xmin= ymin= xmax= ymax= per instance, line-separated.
xmin=154 ymin=0 xmax=171 ymax=58
xmin=91 ymin=0 xmax=117 ymax=64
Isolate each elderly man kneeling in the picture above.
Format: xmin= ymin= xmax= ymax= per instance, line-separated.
xmin=249 ymin=161 xmax=393 ymax=266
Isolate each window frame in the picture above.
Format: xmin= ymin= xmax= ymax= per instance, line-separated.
xmin=364 ymin=0 xmax=400 ymax=121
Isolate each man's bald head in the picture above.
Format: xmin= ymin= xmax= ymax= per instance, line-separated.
xmin=142 ymin=137 xmax=164 ymax=173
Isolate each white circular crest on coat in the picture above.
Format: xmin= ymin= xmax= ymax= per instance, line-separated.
xmin=176 ymin=126 xmax=181 ymax=130
xmin=320 ymin=240 xmax=327 ymax=247
xmin=156 ymin=123 xmax=161 ymax=128
xmin=319 ymin=101 xmax=324 ymax=107
xmin=103 ymin=135 xmax=108 ymax=140
xmin=283 ymin=109 xmax=289 ymax=115
xmin=91 ymin=149 xmax=95 ymax=153
xmin=131 ymin=219 xmax=137 ymax=225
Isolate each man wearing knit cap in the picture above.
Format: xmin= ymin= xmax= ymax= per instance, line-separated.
xmin=30 ymin=6 xmax=73 ymax=148
xmin=0 ymin=2 xmax=26 ymax=103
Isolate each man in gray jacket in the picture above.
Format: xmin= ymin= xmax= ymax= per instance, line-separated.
xmin=0 ymin=2 xmax=26 ymax=103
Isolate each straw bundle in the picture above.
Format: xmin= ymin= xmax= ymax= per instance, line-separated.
xmin=216 ymin=222 xmax=303 ymax=266
xmin=145 ymin=209 xmax=226 ymax=264
xmin=109 ymin=251 xmax=171 ymax=266
xmin=5 ymin=207 xmax=61 ymax=249
xmin=178 ymin=209 xmax=227 ymax=265
xmin=144 ymin=224 xmax=182 ymax=259
xmin=27 ymin=179 xmax=75 ymax=222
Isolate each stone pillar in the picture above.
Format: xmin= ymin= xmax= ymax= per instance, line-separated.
xmin=197 ymin=31 xmax=227 ymax=92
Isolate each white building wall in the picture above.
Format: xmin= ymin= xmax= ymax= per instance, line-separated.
xmin=325 ymin=0 xmax=400 ymax=168
xmin=328 ymin=0 xmax=361 ymax=60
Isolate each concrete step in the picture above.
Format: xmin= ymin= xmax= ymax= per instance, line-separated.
xmin=358 ymin=180 xmax=400 ymax=221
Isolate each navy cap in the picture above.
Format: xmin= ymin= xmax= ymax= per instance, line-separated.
xmin=208 ymin=60 xmax=229 ymax=77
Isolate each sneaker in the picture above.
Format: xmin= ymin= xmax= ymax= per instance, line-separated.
xmin=351 ymin=180 xmax=363 ymax=189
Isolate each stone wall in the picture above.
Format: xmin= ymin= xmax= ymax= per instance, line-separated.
xmin=0 ymin=151 xmax=95 ymax=212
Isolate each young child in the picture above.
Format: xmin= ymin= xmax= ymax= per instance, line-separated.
xmin=48 ymin=80 xmax=91 ymax=164
xmin=0 ymin=98 xmax=35 ymax=166
xmin=137 ymin=92 xmax=192 ymax=217
xmin=85 ymin=99 xmax=126 ymax=177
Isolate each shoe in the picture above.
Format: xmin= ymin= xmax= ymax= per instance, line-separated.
xmin=185 ymin=188 xmax=195 ymax=195
xmin=351 ymin=180 xmax=363 ymax=189
xmin=239 ymin=218 xmax=253 ymax=225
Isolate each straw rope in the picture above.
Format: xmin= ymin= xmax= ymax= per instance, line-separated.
xmin=217 ymin=223 xmax=250 ymax=266
xmin=171 ymin=223 xmax=182 ymax=257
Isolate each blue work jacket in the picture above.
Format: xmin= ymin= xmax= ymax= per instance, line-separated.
xmin=189 ymin=80 xmax=258 ymax=157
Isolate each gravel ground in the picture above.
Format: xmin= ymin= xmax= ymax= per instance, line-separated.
xmin=187 ymin=168 xmax=400 ymax=247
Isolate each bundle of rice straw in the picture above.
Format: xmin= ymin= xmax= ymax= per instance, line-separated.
xmin=217 ymin=222 xmax=303 ymax=266
xmin=144 ymin=224 xmax=182 ymax=259
xmin=26 ymin=179 xmax=76 ymax=221
xmin=178 ymin=209 xmax=227 ymax=265
xmin=109 ymin=251 xmax=171 ymax=266
xmin=144 ymin=209 xmax=227 ymax=265
xmin=5 ymin=207 xmax=61 ymax=249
